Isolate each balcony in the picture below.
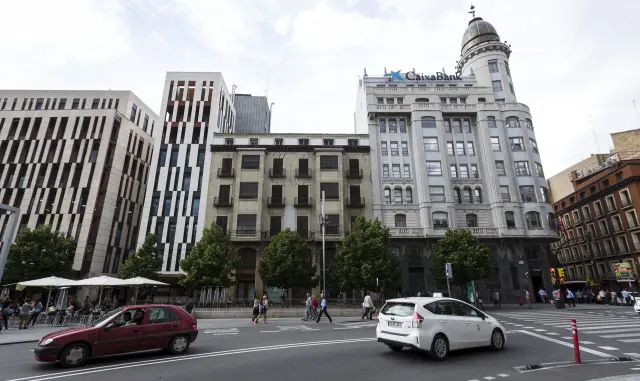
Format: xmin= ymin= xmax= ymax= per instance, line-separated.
xmin=345 ymin=168 xmax=363 ymax=179
xmin=269 ymin=168 xmax=286 ymax=178
xmin=346 ymin=197 xmax=365 ymax=208
xmin=389 ymin=227 xmax=426 ymax=238
xmin=231 ymin=227 xmax=260 ymax=240
xmin=217 ymin=168 xmax=235 ymax=178
xmin=320 ymin=163 xmax=339 ymax=171
xmin=295 ymin=168 xmax=313 ymax=178
xmin=297 ymin=230 xmax=314 ymax=240
xmin=267 ymin=197 xmax=286 ymax=207
xmin=214 ymin=197 xmax=233 ymax=207
xmin=294 ymin=197 xmax=313 ymax=207
xmin=427 ymin=227 xmax=499 ymax=237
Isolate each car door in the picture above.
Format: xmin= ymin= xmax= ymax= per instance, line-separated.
xmin=451 ymin=301 xmax=485 ymax=347
xmin=431 ymin=301 xmax=467 ymax=350
xmin=139 ymin=307 xmax=182 ymax=350
xmin=94 ymin=310 xmax=143 ymax=357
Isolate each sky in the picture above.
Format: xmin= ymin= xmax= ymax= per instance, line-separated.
xmin=1 ymin=0 xmax=640 ymax=177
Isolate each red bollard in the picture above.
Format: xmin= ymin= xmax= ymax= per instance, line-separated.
xmin=571 ymin=319 xmax=581 ymax=364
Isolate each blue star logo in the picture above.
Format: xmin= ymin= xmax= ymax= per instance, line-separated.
xmin=385 ymin=69 xmax=404 ymax=82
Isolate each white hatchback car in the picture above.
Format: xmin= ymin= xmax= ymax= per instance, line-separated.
xmin=376 ymin=297 xmax=507 ymax=360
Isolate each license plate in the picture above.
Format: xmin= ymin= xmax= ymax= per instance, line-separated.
xmin=388 ymin=321 xmax=402 ymax=328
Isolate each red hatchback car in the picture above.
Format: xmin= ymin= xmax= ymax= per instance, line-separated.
xmin=34 ymin=304 xmax=198 ymax=367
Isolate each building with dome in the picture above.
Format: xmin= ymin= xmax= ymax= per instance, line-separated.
xmin=355 ymin=11 xmax=559 ymax=301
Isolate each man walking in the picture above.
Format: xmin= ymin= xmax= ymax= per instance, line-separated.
xmin=316 ymin=294 xmax=332 ymax=323
xmin=362 ymin=292 xmax=374 ymax=320
xmin=303 ymin=293 xmax=313 ymax=321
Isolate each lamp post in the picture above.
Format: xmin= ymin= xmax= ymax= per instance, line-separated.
xmin=319 ymin=191 xmax=327 ymax=295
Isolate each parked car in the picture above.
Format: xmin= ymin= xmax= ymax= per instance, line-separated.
xmin=376 ymin=297 xmax=506 ymax=361
xmin=34 ymin=304 xmax=198 ymax=367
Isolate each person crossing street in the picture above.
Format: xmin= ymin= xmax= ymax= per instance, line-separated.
xmin=316 ymin=294 xmax=332 ymax=323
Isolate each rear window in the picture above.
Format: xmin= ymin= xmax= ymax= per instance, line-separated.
xmin=381 ymin=302 xmax=415 ymax=317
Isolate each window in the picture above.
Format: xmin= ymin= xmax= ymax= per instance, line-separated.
xmin=594 ymin=201 xmax=604 ymax=217
xmin=424 ymin=137 xmax=439 ymax=151
xmin=492 ymin=80 xmax=503 ymax=92
xmin=384 ymin=187 xmax=391 ymax=204
xmin=620 ymin=189 xmax=632 ymax=206
xmin=389 ymin=119 xmax=397 ymax=132
xmin=241 ymin=155 xmax=260 ymax=169
xmin=382 ymin=165 xmax=389 ymax=178
xmin=487 ymin=116 xmax=497 ymax=128
xmin=509 ymin=137 xmax=525 ymax=151
xmin=319 ymin=155 xmax=339 ymax=170
xmin=443 ymin=120 xmax=451 ymax=133
xmin=403 ymin=164 xmax=411 ymax=178
xmin=381 ymin=141 xmax=388 ymax=155
xmin=170 ymin=149 xmax=179 ymax=166
xmin=399 ymin=119 xmax=407 ymax=133
xmin=323 ymin=139 xmax=334 ymax=146
xmin=459 ymin=165 xmax=469 ymax=178
xmin=470 ymin=164 xmax=478 ymax=178
xmin=505 ymin=212 xmax=516 ymax=228
xmin=320 ymin=183 xmax=339 ymax=200
xmin=509 ymin=83 xmax=515 ymax=94
xmin=526 ymin=211 xmax=542 ymax=229
xmin=393 ymin=187 xmax=403 ymax=203
xmin=490 ymin=137 xmax=500 ymax=151
xmin=535 ymin=162 xmax=545 ymax=177
xmin=432 ymin=212 xmax=448 ymax=229
xmin=488 ymin=60 xmax=499 ymax=73
xmin=453 ymin=119 xmax=462 ymax=133
xmin=466 ymin=214 xmax=478 ymax=227
xmin=401 ymin=141 xmax=409 ymax=155
xmin=626 ymin=210 xmax=639 ymax=228
xmin=390 ymin=141 xmax=399 ymax=156
xmin=514 ymin=161 xmax=531 ymax=176
xmin=446 ymin=141 xmax=454 ymax=155
xmin=394 ymin=214 xmax=407 ymax=228
xmin=392 ymin=164 xmax=401 ymax=178
xmin=405 ymin=187 xmax=413 ymax=203
xmin=239 ymin=182 xmax=259 ymax=199
xmin=453 ymin=141 xmax=464 ymax=156
xmin=463 ymin=120 xmax=471 ymax=133
xmin=192 ymin=198 xmax=200 ymax=216
xmin=430 ymin=186 xmax=445 ymax=202
xmin=450 ymin=164 xmax=458 ymax=178
xmin=466 ymin=142 xmax=475 ymax=155
xmin=506 ymin=117 xmax=519 ymax=128
xmin=605 ymin=195 xmax=616 ymax=212
xmin=129 ymin=104 xmax=137 ymax=121
xmin=236 ymin=214 xmax=257 ymax=235
xmin=421 ymin=116 xmax=436 ymax=128
xmin=148 ymin=308 xmax=179 ymax=324
xmin=426 ymin=161 xmax=442 ymax=176
xmin=298 ymin=138 xmax=309 ymax=145
xmin=379 ymin=119 xmax=386 ymax=133
xmin=520 ymin=186 xmax=536 ymax=202
xmin=540 ymin=187 xmax=550 ymax=203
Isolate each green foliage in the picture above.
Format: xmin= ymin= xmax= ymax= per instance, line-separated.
xmin=432 ymin=229 xmax=491 ymax=285
xmin=258 ymin=229 xmax=318 ymax=290
xmin=2 ymin=225 xmax=76 ymax=284
xmin=118 ymin=233 xmax=162 ymax=280
xmin=334 ymin=217 xmax=400 ymax=293
xmin=179 ymin=223 xmax=238 ymax=290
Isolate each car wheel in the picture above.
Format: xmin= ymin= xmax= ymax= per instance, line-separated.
xmin=429 ymin=334 xmax=449 ymax=361
xmin=490 ymin=329 xmax=505 ymax=351
xmin=386 ymin=343 xmax=403 ymax=352
xmin=168 ymin=335 xmax=190 ymax=355
xmin=59 ymin=343 xmax=90 ymax=368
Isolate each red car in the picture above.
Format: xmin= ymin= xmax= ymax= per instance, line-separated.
xmin=34 ymin=304 xmax=198 ymax=367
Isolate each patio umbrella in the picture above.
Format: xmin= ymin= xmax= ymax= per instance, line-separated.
xmin=124 ymin=277 xmax=168 ymax=304
xmin=16 ymin=276 xmax=77 ymax=306
xmin=72 ymin=275 xmax=135 ymax=302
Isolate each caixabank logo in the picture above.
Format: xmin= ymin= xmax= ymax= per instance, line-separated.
xmin=385 ymin=69 xmax=462 ymax=82
xmin=385 ymin=69 xmax=404 ymax=82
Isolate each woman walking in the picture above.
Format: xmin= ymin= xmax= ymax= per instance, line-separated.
xmin=254 ymin=295 xmax=269 ymax=324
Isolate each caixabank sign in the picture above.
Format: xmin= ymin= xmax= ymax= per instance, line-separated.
xmin=385 ymin=69 xmax=462 ymax=82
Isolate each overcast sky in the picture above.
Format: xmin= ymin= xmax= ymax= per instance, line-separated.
xmin=2 ymin=0 xmax=640 ymax=177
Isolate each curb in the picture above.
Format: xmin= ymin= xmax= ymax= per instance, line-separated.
xmin=0 ymin=339 xmax=39 ymax=346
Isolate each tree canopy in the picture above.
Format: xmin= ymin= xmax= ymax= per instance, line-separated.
xmin=432 ymin=229 xmax=491 ymax=285
xmin=258 ymin=229 xmax=318 ymax=290
xmin=118 ymin=233 xmax=162 ymax=280
xmin=334 ymin=217 xmax=400 ymax=293
xmin=179 ymin=223 xmax=239 ymax=290
xmin=2 ymin=225 xmax=76 ymax=284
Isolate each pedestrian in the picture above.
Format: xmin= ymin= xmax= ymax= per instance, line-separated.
xmin=28 ymin=300 xmax=42 ymax=327
xmin=538 ymin=288 xmax=547 ymax=304
xmin=311 ymin=294 xmax=318 ymax=320
xmin=622 ymin=289 xmax=631 ymax=306
xmin=19 ymin=299 xmax=33 ymax=330
xmin=251 ymin=294 xmax=260 ymax=323
xmin=362 ymin=292 xmax=374 ymax=320
xmin=493 ymin=290 xmax=501 ymax=308
xmin=475 ymin=292 xmax=484 ymax=310
xmin=316 ymin=294 xmax=332 ymax=323
xmin=566 ymin=289 xmax=576 ymax=307
xmin=1 ymin=298 xmax=13 ymax=331
xmin=525 ymin=289 xmax=532 ymax=309
xmin=255 ymin=295 xmax=269 ymax=324
xmin=303 ymin=293 xmax=312 ymax=321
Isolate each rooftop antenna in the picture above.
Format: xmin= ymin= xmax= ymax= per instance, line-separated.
xmin=633 ymin=100 xmax=640 ymax=123
xmin=469 ymin=4 xmax=476 ymax=18
xmin=589 ymin=115 xmax=601 ymax=153
xmin=264 ymin=74 xmax=270 ymax=98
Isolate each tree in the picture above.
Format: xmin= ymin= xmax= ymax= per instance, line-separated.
xmin=179 ymin=223 xmax=238 ymax=290
xmin=431 ymin=229 xmax=491 ymax=286
xmin=1 ymin=225 xmax=76 ymax=285
xmin=118 ymin=233 xmax=162 ymax=280
xmin=334 ymin=217 xmax=400 ymax=293
xmin=258 ymin=229 xmax=318 ymax=290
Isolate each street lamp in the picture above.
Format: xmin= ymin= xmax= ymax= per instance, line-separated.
xmin=318 ymin=191 xmax=327 ymax=295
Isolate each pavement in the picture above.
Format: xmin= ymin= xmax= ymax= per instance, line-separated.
xmin=3 ymin=303 xmax=640 ymax=381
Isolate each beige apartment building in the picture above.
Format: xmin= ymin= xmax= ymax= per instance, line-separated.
xmin=207 ymin=133 xmax=373 ymax=302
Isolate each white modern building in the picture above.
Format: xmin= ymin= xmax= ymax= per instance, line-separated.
xmin=137 ymin=72 xmax=236 ymax=278
xmin=0 ymin=90 xmax=157 ymax=276
xmin=356 ymin=14 xmax=558 ymax=299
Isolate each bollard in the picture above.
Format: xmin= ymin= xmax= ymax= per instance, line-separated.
xmin=571 ymin=319 xmax=581 ymax=364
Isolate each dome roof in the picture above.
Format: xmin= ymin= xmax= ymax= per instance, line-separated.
xmin=461 ymin=17 xmax=500 ymax=55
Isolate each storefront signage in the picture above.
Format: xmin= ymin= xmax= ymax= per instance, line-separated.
xmin=385 ymin=69 xmax=462 ymax=82
xmin=614 ymin=262 xmax=635 ymax=282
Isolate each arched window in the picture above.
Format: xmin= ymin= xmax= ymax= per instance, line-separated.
xmin=453 ymin=187 xmax=462 ymax=204
xmin=478 ymin=97 xmax=486 ymax=103
xmin=524 ymin=118 xmax=534 ymax=130
xmin=487 ymin=116 xmax=497 ymax=128
xmin=474 ymin=187 xmax=483 ymax=203
xmin=432 ymin=212 xmax=448 ymax=229
xmin=416 ymin=98 xmax=429 ymax=103
xmin=466 ymin=213 xmax=478 ymax=227
xmin=525 ymin=211 xmax=542 ymax=229
xmin=383 ymin=187 xmax=391 ymax=204
xmin=421 ymin=116 xmax=436 ymax=128
xmin=463 ymin=186 xmax=473 ymax=203
xmin=405 ymin=187 xmax=413 ymax=204
xmin=506 ymin=116 xmax=520 ymax=128
xmin=393 ymin=186 xmax=403 ymax=204
xmin=394 ymin=214 xmax=407 ymax=228
xmin=505 ymin=211 xmax=516 ymax=228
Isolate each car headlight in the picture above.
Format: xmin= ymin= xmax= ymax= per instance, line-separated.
xmin=40 ymin=338 xmax=54 ymax=346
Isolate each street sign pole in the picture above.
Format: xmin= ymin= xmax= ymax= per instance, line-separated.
xmin=445 ymin=263 xmax=453 ymax=297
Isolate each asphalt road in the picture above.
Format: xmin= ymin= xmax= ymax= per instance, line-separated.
xmin=2 ymin=313 xmax=640 ymax=381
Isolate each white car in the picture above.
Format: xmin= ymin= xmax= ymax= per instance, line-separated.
xmin=376 ymin=297 xmax=507 ymax=360
xmin=633 ymin=296 xmax=640 ymax=314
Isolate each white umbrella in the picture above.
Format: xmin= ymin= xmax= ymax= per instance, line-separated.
xmin=124 ymin=277 xmax=168 ymax=304
xmin=72 ymin=276 xmax=134 ymax=303
xmin=16 ymin=276 xmax=77 ymax=308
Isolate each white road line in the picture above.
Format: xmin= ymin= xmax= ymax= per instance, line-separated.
xmin=623 ymin=353 xmax=640 ymax=358
xmin=580 ymin=341 xmax=595 ymax=345
xmin=260 ymin=330 xmax=281 ymax=333
xmin=517 ymin=330 xmax=615 ymax=358
xmin=601 ymin=333 xmax=640 ymax=339
xmin=213 ymin=333 xmax=238 ymax=336
xmin=522 ymin=326 xmax=534 ymax=329
xmin=545 ymin=332 xmax=560 ymax=336
xmin=497 ymin=374 xmax=510 ymax=377
xmin=579 ymin=325 xmax=640 ymax=331
xmin=619 ymin=339 xmax=640 ymax=343
xmin=598 ymin=346 xmax=619 ymax=350
xmin=583 ymin=328 xmax=640 ymax=334
xmin=534 ymin=329 xmax=546 ymax=332
xmin=483 ymin=377 xmax=496 ymax=380
xmin=203 ymin=328 xmax=240 ymax=334
xmin=630 ymin=368 xmax=640 ymax=371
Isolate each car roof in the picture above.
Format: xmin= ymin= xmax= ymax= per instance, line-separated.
xmin=385 ymin=297 xmax=456 ymax=304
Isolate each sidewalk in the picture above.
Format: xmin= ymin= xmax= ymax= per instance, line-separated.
xmin=0 ymin=326 xmax=58 ymax=346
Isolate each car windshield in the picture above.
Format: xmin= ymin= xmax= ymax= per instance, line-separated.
xmin=90 ymin=307 xmax=124 ymax=327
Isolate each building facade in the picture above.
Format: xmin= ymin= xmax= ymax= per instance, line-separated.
xmin=233 ymin=94 xmax=271 ymax=134
xmin=0 ymin=90 xmax=157 ymax=276
xmin=356 ymin=15 xmax=558 ymax=300
xmin=550 ymin=157 xmax=640 ymax=288
xmin=207 ymin=133 xmax=373 ymax=301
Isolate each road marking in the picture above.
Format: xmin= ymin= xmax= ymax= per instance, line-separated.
xmin=619 ymin=339 xmax=640 ymax=343
xmin=512 ymin=324 xmax=524 ymax=327
xmin=597 ymin=346 xmax=619 ymax=350
xmin=585 ymin=328 xmax=640 ymax=334
xmin=623 ymin=353 xmax=640 ymax=358
xmin=260 ymin=330 xmax=281 ymax=333
xmin=276 ymin=325 xmax=320 ymax=331
xmin=545 ymin=332 xmax=559 ymax=336
xmin=517 ymin=330 xmax=615 ymax=358
xmin=534 ymin=329 xmax=546 ymax=332
xmin=580 ymin=341 xmax=595 ymax=345
xmin=7 ymin=338 xmax=377 ymax=381
xmin=483 ymin=377 xmax=495 ymax=380
xmin=497 ymin=375 xmax=510 ymax=378
xmin=203 ymin=328 xmax=239 ymax=335
xmin=601 ymin=333 xmax=640 ymax=339
xmin=631 ymin=368 xmax=640 ymax=371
